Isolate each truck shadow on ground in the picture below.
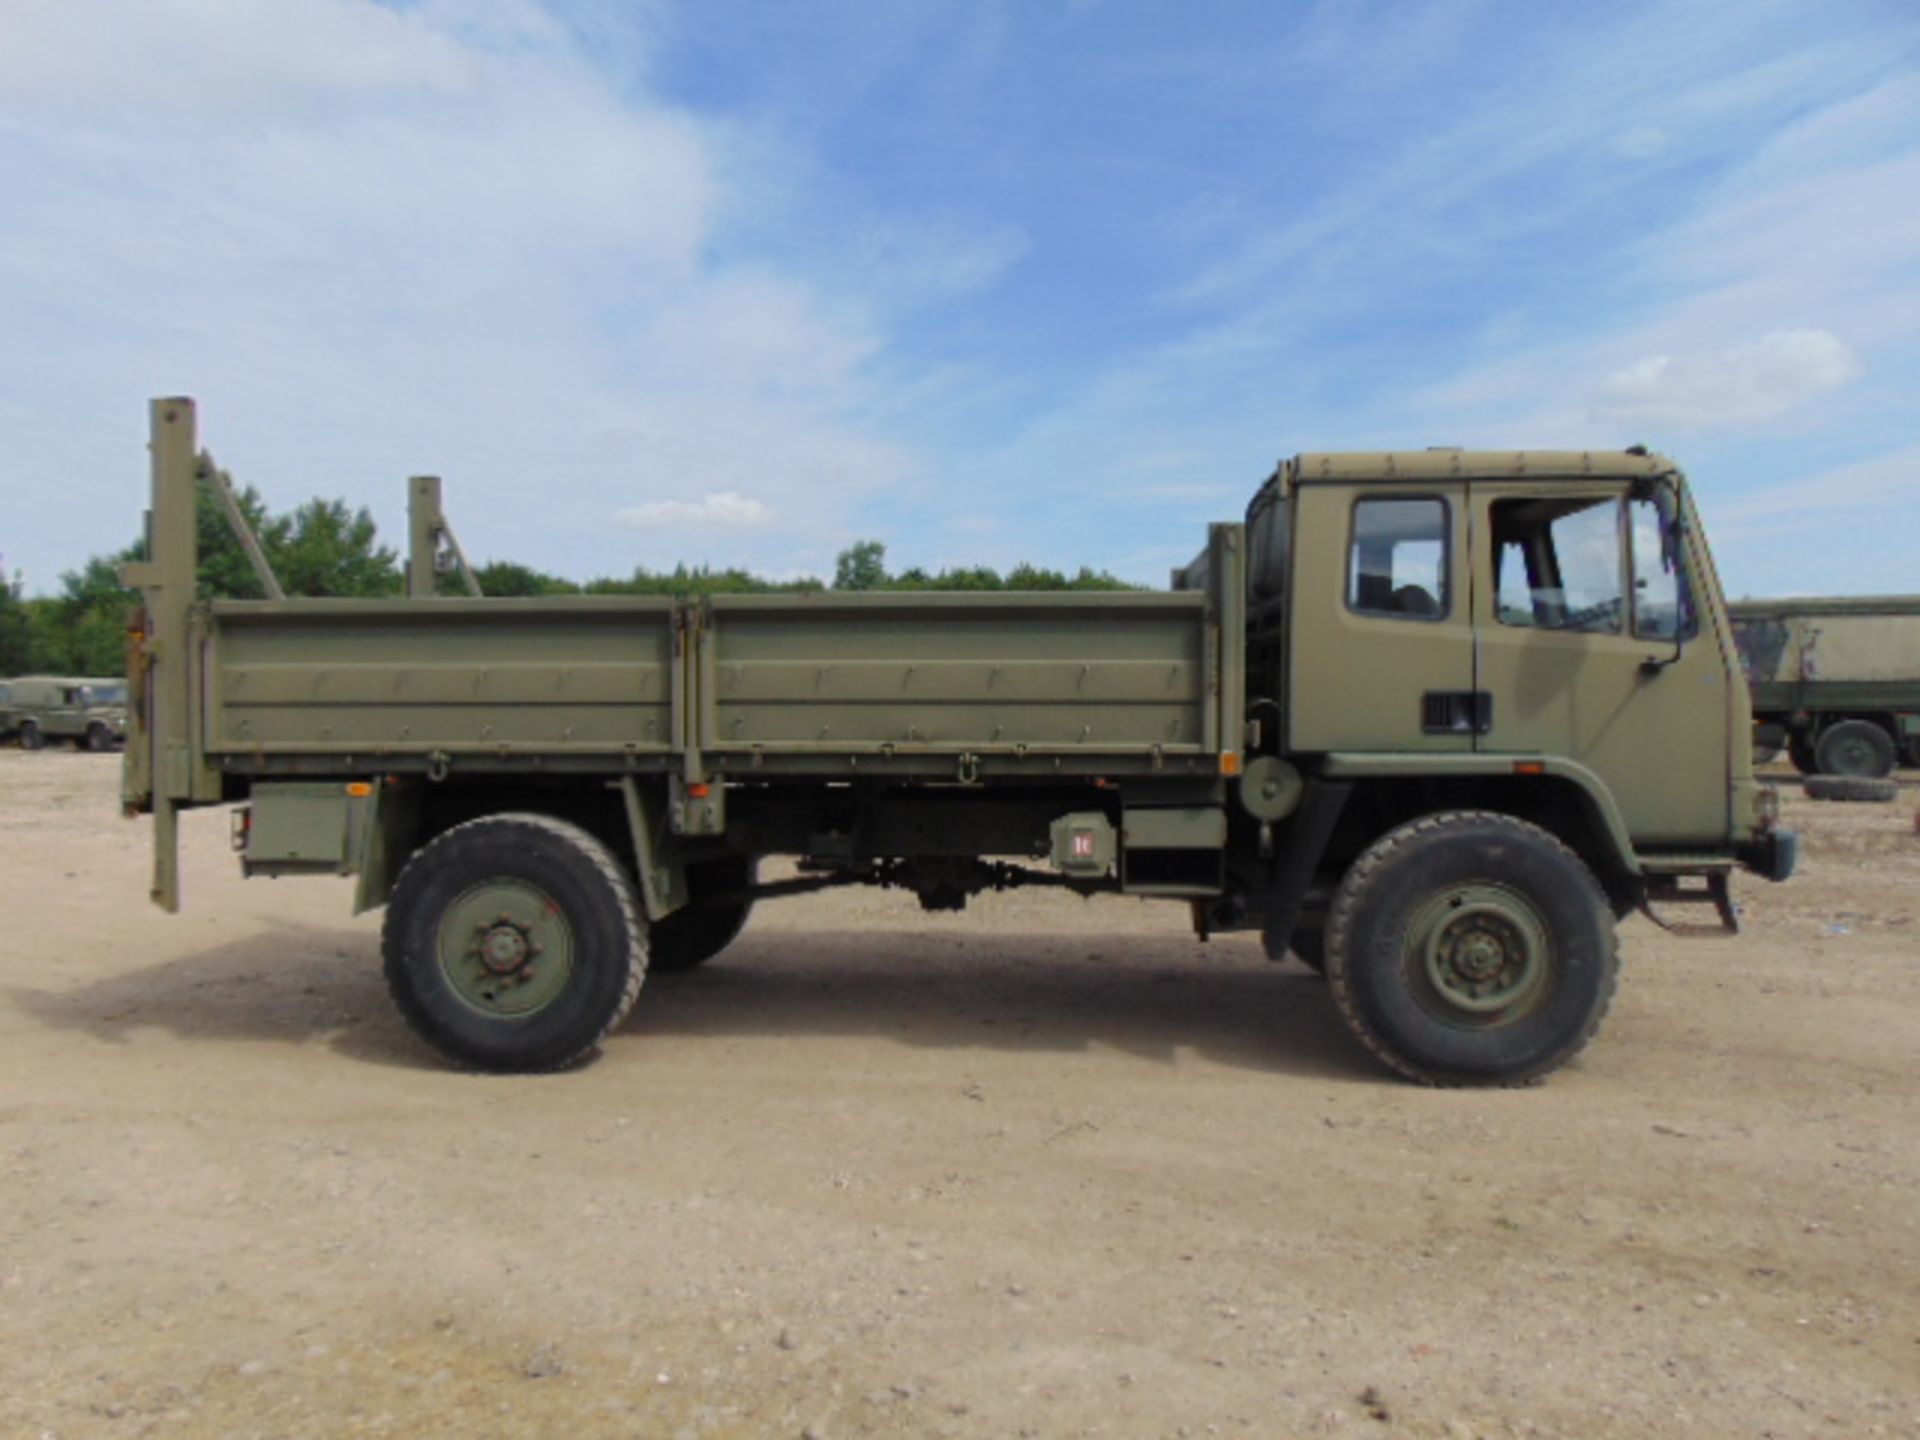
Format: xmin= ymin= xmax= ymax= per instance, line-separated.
xmin=9 ymin=921 xmax=1382 ymax=1083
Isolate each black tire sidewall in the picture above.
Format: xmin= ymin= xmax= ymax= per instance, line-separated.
xmin=20 ymin=722 xmax=42 ymax=751
xmin=86 ymin=723 xmax=110 ymax=753
xmin=1333 ymin=819 xmax=1614 ymax=1083
xmin=1816 ymin=720 xmax=1895 ymax=779
xmin=385 ymin=820 xmax=638 ymax=1071
xmin=649 ymin=856 xmax=755 ymax=973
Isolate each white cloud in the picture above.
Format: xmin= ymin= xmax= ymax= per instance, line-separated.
xmin=1592 ymin=329 xmax=1863 ymax=430
xmin=1713 ymin=443 xmax=1920 ymax=533
xmin=0 ymin=0 xmax=482 ymax=112
xmin=615 ymin=491 xmax=774 ymax=529
xmin=1702 ymin=442 xmax=1920 ymax=598
xmin=0 ymin=0 xmax=908 ymax=587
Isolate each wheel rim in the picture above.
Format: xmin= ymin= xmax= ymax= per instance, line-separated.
xmin=1404 ymin=883 xmax=1553 ymax=1026
xmin=1827 ymin=734 xmax=1879 ymax=777
xmin=436 ymin=879 xmax=575 ymax=1017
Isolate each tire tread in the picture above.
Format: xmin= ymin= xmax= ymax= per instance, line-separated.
xmin=1323 ymin=811 xmax=1619 ymax=1088
xmin=1801 ymin=775 xmax=1898 ymax=804
xmin=381 ymin=812 xmax=646 ymax=1072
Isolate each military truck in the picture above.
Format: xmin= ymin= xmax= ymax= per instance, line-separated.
xmin=121 ymin=398 xmax=1794 ymax=1086
xmin=1730 ymin=597 xmax=1920 ymax=778
xmin=1 ymin=676 xmax=128 ymax=751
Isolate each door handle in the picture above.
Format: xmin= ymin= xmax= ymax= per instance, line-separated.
xmin=1422 ymin=691 xmax=1493 ymax=735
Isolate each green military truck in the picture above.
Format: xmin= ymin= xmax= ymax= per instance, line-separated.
xmin=1 ymin=676 xmax=128 ymax=751
xmin=1730 ymin=596 xmax=1920 ymax=778
xmin=121 ymin=398 xmax=1794 ymax=1086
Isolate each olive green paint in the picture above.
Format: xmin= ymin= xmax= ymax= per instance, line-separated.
xmin=122 ymin=401 xmax=1783 ymax=935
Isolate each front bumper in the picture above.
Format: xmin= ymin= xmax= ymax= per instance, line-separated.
xmin=1741 ymin=829 xmax=1799 ymax=884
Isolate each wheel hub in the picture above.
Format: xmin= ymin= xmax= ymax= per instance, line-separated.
xmin=476 ymin=919 xmax=533 ymax=975
xmin=1409 ymin=885 xmax=1552 ymax=1021
xmin=1834 ymin=737 xmax=1873 ymax=775
xmin=1450 ymin=929 xmax=1507 ymax=980
xmin=437 ymin=883 xmax=573 ymax=1017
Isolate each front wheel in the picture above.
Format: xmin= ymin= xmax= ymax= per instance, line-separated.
xmin=85 ymin=722 xmax=114 ymax=753
xmin=382 ymin=814 xmax=646 ymax=1071
xmin=1324 ymin=813 xmax=1618 ymax=1087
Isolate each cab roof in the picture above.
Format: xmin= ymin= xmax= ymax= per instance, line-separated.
xmin=1728 ymin=594 xmax=1920 ymax=619
xmin=1286 ymin=448 xmax=1678 ymax=483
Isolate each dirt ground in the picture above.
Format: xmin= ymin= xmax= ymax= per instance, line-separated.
xmin=1 ymin=752 xmax=1916 ymax=1440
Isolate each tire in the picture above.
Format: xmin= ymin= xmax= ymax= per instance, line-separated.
xmin=1324 ymin=812 xmax=1618 ymax=1087
xmin=85 ymin=722 xmax=113 ymax=753
xmin=648 ymin=856 xmax=756 ymax=974
xmin=382 ymin=814 xmax=646 ymax=1072
xmin=1802 ymin=775 xmax=1899 ymax=804
xmin=1786 ymin=735 xmax=1818 ymax=775
xmin=18 ymin=720 xmax=43 ymax=751
xmin=1814 ymin=720 xmax=1896 ymax=779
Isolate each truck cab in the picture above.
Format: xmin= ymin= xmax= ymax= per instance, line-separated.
xmin=1231 ymin=450 xmax=1792 ymax=973
xmin=1246 ymin=449 xmax=1780 ymax=852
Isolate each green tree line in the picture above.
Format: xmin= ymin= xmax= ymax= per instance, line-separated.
xmin=2 ymin=493 xmax=1135 ymax=678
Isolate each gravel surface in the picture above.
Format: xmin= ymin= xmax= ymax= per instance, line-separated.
xmin=2 ymin=751 xmax=1916 ymax=1438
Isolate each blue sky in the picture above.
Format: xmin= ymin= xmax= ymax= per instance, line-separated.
xmin=2 ymin=0 xmax=1918 ymax=595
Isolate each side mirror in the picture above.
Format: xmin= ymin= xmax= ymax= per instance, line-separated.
xmin=1636 ymin=477 xmax=1690 ymax=673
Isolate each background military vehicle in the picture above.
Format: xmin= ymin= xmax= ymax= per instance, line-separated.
xmin=1 ymin=675 xmax=128 ymax=751
xmin=120 ymin=399 xmax=1794 ymax=1086
xmin=1730 ymin=597 xmax=1920 ymax=778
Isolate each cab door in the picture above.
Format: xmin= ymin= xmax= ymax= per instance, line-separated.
xmin=1287 ymin=481 xmax=1477 ymax=753
xmin=1469 ymin=482 xmax=1730 ymax=843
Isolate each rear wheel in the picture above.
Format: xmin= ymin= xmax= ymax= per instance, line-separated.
xmin=1324 ymin=812 xmax=1618 ymax=1087
xmin=18 ymin=720 xmax=43 ymax=751
xmin=382 ymin=814 xmax=645 ymax=1071
xmin=1815 ymin=720 xmax=1896 ymax=779
xmin=648 ymin=855 xmax=756 ymax=974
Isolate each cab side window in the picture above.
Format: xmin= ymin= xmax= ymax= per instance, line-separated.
xmin=1347 ymin=498 xmax=1448 ymax=620
xmin=1491 ymin=497 xmax=1624 ymax=634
